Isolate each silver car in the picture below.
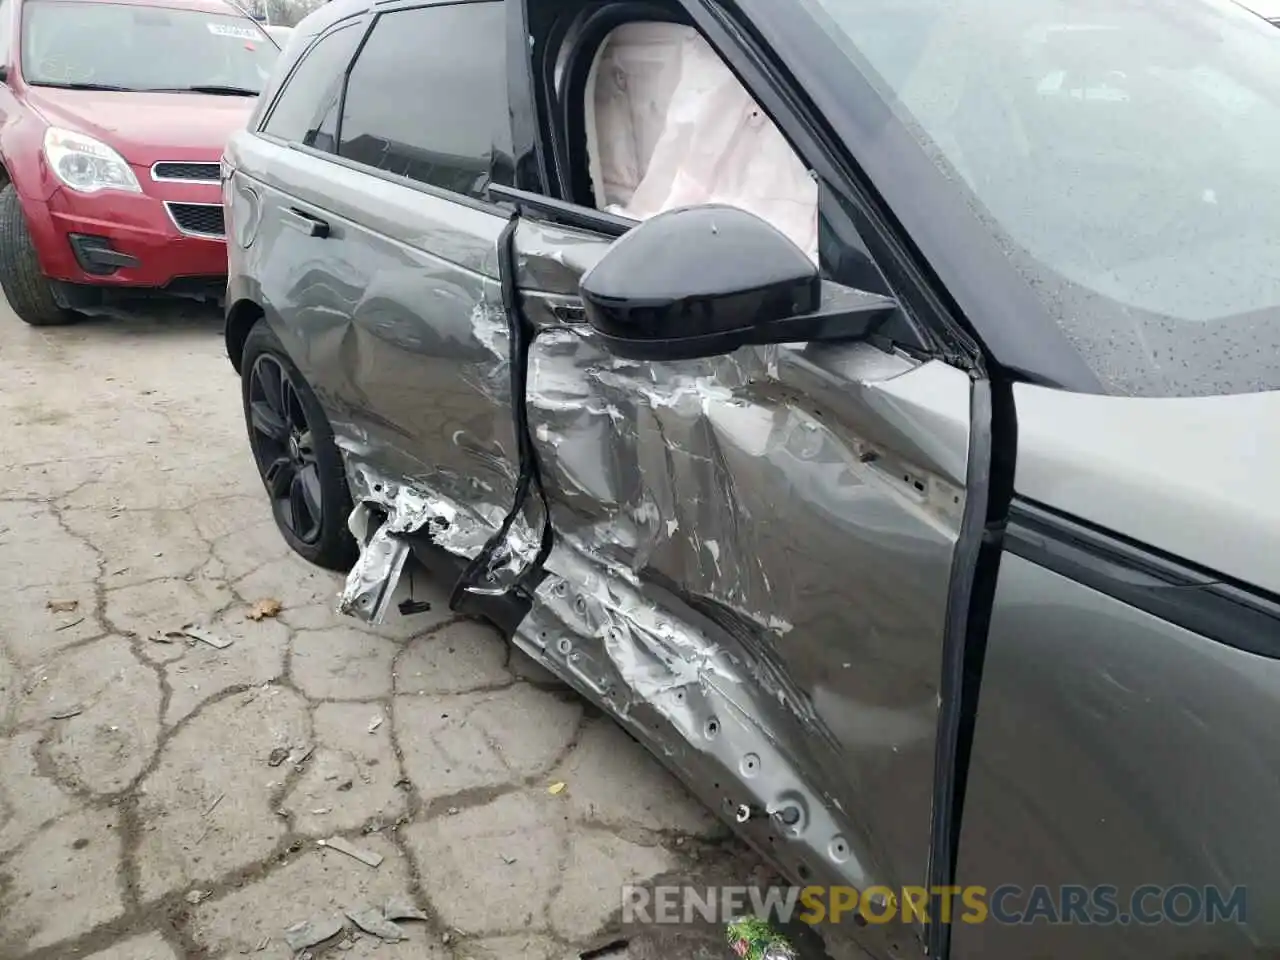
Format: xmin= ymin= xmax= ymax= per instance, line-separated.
xmin=222 ymin=0 xmax=1280 ymax=956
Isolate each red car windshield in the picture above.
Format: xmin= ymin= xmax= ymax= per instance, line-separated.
xmin=21 ymin=0 xmax=278 ymax=94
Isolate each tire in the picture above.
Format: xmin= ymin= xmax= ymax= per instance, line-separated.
xmin=0 ymin=183 xmax=78 ymax=327
xmin=240 ymin=320 xmax=358 ymax=571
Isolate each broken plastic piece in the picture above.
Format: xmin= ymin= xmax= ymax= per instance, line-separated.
xmin=580 ymin=939 xmax=630 ymax=960
xmin=179 ymin=624 xmax=233 ymax=649
xmin=345 ymin=906 xmax=405 ymax=942
xmin=283 ymin=914 xmax=344 ymax=951
xmin=319 ymin=836 xmax=384 ymax=868
xmin=382 ymin=896 xmax=428 ymax=922
xmin=289 ymin=744 xmax=315 ymax=765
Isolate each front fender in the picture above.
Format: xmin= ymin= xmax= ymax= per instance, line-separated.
xmin=0 ymin=111 xmax=60 ymax=203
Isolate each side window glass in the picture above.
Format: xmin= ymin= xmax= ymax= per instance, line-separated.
xmin=338 ymin=1 xmax=514 ymax=200
xmin=0 ymin=0 xmax=11 ymax=59
xmin=261 ymin=23 xmax=360 ymax=151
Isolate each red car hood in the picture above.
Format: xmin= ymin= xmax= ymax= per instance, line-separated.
xmin=23 ymin=87 xmax=254 ymax=165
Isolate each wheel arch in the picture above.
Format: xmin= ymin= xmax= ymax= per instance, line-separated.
xmin=225 ymin=297 xmax=265 ymax=374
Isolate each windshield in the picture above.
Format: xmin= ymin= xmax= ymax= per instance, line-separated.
xmin=21 ymin=1 xmax=278 ymax=94
xmin=806 ymin=0 xmax=1280 ymax=397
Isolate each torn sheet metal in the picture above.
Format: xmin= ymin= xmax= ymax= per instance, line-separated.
xmin=340 ymin=503 xmax=411 ymax=623
xmin=510 ymin=538 xmax=876 ymax=897
xmin=511 ymin=208 xmax=971 ymax=929
xmin=337 ymin=280 xmax=966 ymax=958
xmin=328 ymin=212 xmax=970 ymax=960
xmin=338 ymin=463 xmax=473 ymax=624
xmin=452 ymin=214 xmax=556 ymax=606
xmin=337 ymin=451 xmax=546 ymax=624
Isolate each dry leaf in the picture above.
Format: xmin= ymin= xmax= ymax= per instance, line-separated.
xmin=247 ymin=598 xmax=283 ymax=621
xmin=548 ymin=781 xmax=567 ymax=796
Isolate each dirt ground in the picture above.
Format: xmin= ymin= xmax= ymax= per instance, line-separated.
xmin=0 ymin=301 xmax=861 ymax=960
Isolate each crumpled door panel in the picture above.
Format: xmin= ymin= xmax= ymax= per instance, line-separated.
xmin=335 ymin=208 xmax=971 ymax=951
xmin=519 ymin=276 xmax=971 ymax=915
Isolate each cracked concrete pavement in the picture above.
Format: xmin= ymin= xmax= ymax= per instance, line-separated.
xmin=0 ymin=303 xmax=842 ymax=960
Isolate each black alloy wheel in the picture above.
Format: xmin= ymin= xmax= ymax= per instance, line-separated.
xmin=247 ymin=352 xmax=325 ymax=544
xmin=239 ymin=321 xmax=357 ymax=571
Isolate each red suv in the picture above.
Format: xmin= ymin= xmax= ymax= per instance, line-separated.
xmin=0 ymin=0 xmax=278 ymax=325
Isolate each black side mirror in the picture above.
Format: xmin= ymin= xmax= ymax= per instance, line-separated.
xmin=579 ymin=204 xmax=898 ymax=361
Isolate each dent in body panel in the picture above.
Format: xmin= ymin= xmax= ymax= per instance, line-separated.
xmin=953 ymin=554 xmax=1277 ymax=959
xmin=520 ymin=306 xmax=970 ymax=903
xmin=235 ymin=136 xmax=525 ymax=622
xmin=329 ymin=211 xmax=972 ymax=948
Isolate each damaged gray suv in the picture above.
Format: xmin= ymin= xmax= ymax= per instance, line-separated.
xmin=222 ymin=0 xmax=1280 ymax=956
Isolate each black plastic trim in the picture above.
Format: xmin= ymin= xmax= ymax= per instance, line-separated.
xmin=67 ymin=234 xmax=138 ymax=275
xmin=487 ymin=183 xmax=635 ymax=236
xmin=1007 ymin=498 xmax=1280 ymax=658
xmin=926 ymin=374 xmax=1015 ymax=960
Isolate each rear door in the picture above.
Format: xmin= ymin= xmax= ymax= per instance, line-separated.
xmin=241 ymin=1 xmax=523 ymax=518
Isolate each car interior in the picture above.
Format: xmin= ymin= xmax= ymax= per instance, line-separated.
xmin=543 ymin=4 xmax=820 ymax=264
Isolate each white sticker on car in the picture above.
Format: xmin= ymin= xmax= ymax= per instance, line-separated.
xmin=207 ymin=22 xmax=262 ymax=39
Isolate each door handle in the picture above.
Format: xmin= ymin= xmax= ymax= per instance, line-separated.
xmin=282 ymin=206 xmax=330 ymax=238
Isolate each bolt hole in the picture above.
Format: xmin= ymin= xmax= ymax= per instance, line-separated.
xmin=705 ymin=718 xmax=720 ymax=738
xmin=797 ymin=863 xmax=810 ymax=881
xmin=675 ymin=690 xmax=685 ymax=702
xmin=556 ymin=638 xmax=572 ymax=655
